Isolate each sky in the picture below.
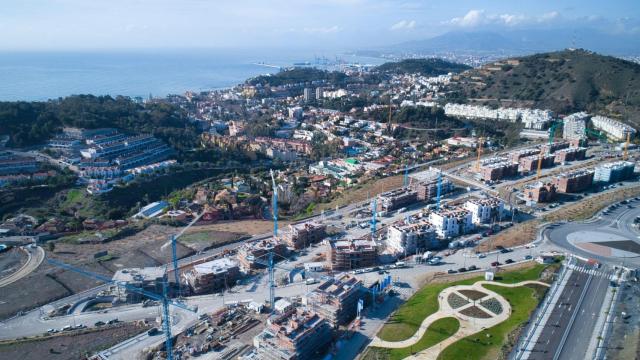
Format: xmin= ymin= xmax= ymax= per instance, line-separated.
xmin=1 ymin=0 xmax=639 ymax=51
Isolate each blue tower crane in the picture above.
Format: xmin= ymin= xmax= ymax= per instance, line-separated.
xmin=270 ymin=169 xmax=278 ymax=237
xmin=46 ymin=259 xmax=195 ymax=360
xmin=254 ymin=252 xmax=304 ymax=310
xmin=170 ymin=235 xmax=180 ymax=296
xmin=403 ymin=164 xmax=409 ymax=187
xmin=436 ymin=170 xmax=443 ymax=211
xmin=370 ymin=198 xmax=377 ymax=241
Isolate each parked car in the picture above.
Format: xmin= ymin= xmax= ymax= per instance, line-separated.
xmin=468 ymin=265 xmax=478 ymax=271
xmin=447 ymin=269 xmax=457 ymax=274
xmin=147 ymin=328 xmax=160 ymax=336
xmin=491 ymin=261 xmax=500 ymax=267
xmin=524 ymin=255 xmax=533 ymax=260
xmin=458 ymin=267 xmax=468 ymax=273
xmin=478 ymin=253 xmax=487 ymax=259
xmin=505 ymin=259 xmax=514 ymax=264
xmin=500 ymin=248 xmax=511 ymax=254
xmin=94 ymin=321 xmax=105 ymax=327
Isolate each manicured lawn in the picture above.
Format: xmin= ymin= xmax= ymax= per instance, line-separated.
xmin=367 ymin=317 xmax=460 ymax=360
xmin=377 ymin=263 xmax=547 ymax=342
xmin=437 ymin=284 xmax=547 ymax=360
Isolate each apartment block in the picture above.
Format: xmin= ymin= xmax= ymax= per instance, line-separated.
xmin=464 ymin=198 xmax=504 ymax=224
xmin=236 ymin=238 xmax=289 ymax=271
xmin=327 ymin=238 xmax=377 ymax=271
xmin=508 ymin=148 xmax=540 ymax=163
xmin=279 ymin=222 xmax=327 ymax=249
xmin=553 ymin=169 xmax=594 ymax=193
xmin=377 ymin=188 xmax=418 ymax=212
xmin=428 ymin=209 xmax=474 ymax=238
xmin=253 ymin=308 xmax=332 ymax=360
xmin=303 ymin=274 xmax=362 ymax=327
xmin=594 ymin=161 xmax=635 ymax=184
xmin=182 ymin=258 xmax=240 ymax=294
xmin=386 ymin=219 xmax=438 ymax=254
xmin=478 ymin=157 xmax=518 ymax=181
xmin=0 ymin=153 xmax=38 ymax=175
xmin=562 ymin=112 xmax=589 ymax=140
xmin=591 ymin=115 xmax=636 ymax=141
xmin=554 ymin=147 xmax=587 ymax=164
xmin=518 ymin=154 xmax=555 ymax=173
xmin=523 ymin=182 xmax=557 ymax=203
xmin=542 ymin=141 xmax=570 ymax=154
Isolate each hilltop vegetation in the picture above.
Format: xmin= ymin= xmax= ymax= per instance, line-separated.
xmin=455 ymin=49 xmax=640 ymax=127
xmin=247 ymin=67 xmax=348 ymax=87
xmin=375 ymin=58 xmax=471 ymax=76
xmin=0 ymin=95 xmax=200 ymax=152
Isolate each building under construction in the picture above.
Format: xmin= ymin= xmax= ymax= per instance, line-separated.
xmin=553 ymin=169 xmax=594 ymax=193
xmin=279 ymin=222 xmax=327 ymax=250
xmin=409 ymin=170 xmax=453 ymax=201
xmin=523 ymin=182 xmax=557 ymax=203
xmin=554 ymin=147 xmax=587 ymax=164
xmin=183 ymin=258 xmax=241 ymax=295
xmin=519 ymin=154 xmax=555 ymax=173
xmin=386 ymin=219 xmax=438 ymax=255
xmin=237 ymin=238 xmax=288 ymax=271
xmin=376 ymin=188 xmax=418 ymax=212
xmin=508 ymin=148 xmax=540 ymax=163
xmin=303 ymin=274 xmax=363 ymax=327
xmin=327 ymin=238 xmax=377 ymax=271
xmin=253 ymin=308 xmax=333 ymax=360
xmin=478 ymin=157 xmax=518 ymax=181
xmin=541 ymin=141 xmax=570 ymax=154
xmin=112 ymin=267 xmax=166 ymax=302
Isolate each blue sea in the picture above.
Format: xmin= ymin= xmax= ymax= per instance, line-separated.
xmin=0 ymin=49 xmax=384 ymax=101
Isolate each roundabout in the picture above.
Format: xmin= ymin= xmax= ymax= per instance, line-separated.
xmin=546 ymin=198 xmax=640 ymax=267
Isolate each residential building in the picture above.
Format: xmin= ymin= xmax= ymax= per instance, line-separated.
xmin=0 ymin=153 xmax=38 ymax=175
xmin=464 ymin=198 xmax=504 ymax=224
xmin=554 ymin=147 xmax=587 ymax=163
xmin=478 ymin=157 xmax=518 ymax=181
xmin=562 ymin=112 xmax=588 ymax=140
xmin=591 ymin=115 xmax=636 ymax=141
xmin=237 ymin=238 xmax=288 ymax=271
xmin=593 ymin=161 xmax=635 ymax=183
xmin=303 ymin=274 xmax=363 ymax=327
xmin=279 ymin=222 xmax=327 ymax=249
xmin=387 ymin=219 xmax=438 ymax=254
xmin=377 ymin=188 xmax=418 ymax=212
xmin=428 ymin=209 xmax=474 ymax=238
xmin=518 ymin=154 xmax=555 ymax=173
xmin=523 ymin=182 xmax=557 ymax=203
xmin=554 ymin=169 xmax=594 ymax=193
xmin=253 ymin=308 xmax=332 ymax=360
xmin=327 ymin=238 xmax=377 ymax=271
xmin=303 ymin=88 xmax=315 ymax=103
xmin=182 ymin=258 xmax=240 ymax=294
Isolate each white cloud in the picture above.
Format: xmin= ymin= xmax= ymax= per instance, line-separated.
xmin=303 ymin=25 xmax=342 ymax=34
xmin=448 ymin=9 xmax=562 ymax=28
xmin=390 ymin=19 xmax=416 ymax=30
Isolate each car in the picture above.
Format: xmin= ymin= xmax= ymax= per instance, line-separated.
xmin=505 ymin=259 xmax=514 ymax=264
xmin=447 ymin=269 xmax=457 ymax=274
xmin=491 ymin=261 xmax=501 ymax=267
xmin=500 ymin=248 xmax=511 ymax=254
xmin=147 ymin=328 xmax=160 ymax=336
xmin=524 ymin=255 xmax=533 ymax=260
xmin=47 ymin=328 xmax=57 ymax=333
xmin=458 ymin=267 xmax=468 ymax=273
xmin=107 ymin=319 xmax=119 ymax=325
xmin=478 ymin=253 xmax=487 ymax=259
xmin=61 ymin=325 xmax=72 ymax=331
xmin=94 ymin=321 xmax=105 ymax=327
xmin=468 ymin=265 xmax=478 ymax=271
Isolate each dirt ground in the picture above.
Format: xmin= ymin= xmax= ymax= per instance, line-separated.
xmin=188 ymin=219 xmax=289 ymax=237
xmin=543 ymin=184 xmax=640 ymax=222
xmin=0 ymin=247 xmax=27 ymax=278
xmin=318 ymin=175 xmax=404 ymax=211
xmin=0 ymin=322 xmax=150 ymax=360
xmin=477 ymin=220 xmax=542 ymax=252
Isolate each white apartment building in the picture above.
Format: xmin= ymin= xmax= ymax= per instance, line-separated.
xmin=443 ymin=104 xmax=552 ymax=130
xmin=590 ymin=115 xmax=636 ymax=141
xmin=387 ymin=220 xmax=437 ymax=254
xmin=562 ymin=112 xmax=589 ymax=140
xmin=428 ymin=209 xmax=474 ymax=238
xmin=464 ymin=198 xmax=505 ymax=224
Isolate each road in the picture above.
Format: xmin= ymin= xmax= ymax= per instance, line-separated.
xmin=526 ymin=260 xmax=614 ymax=360
xmin=0 ymin=246 xmax=44 ymax=288
xmin=546 ymin=195 xmax=640 ymax=267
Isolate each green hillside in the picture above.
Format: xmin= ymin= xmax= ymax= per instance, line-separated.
xmin=376 ymin=58 xmax=471 ymax=76
xmin=455 ymin=49 xmax=640 ymax=128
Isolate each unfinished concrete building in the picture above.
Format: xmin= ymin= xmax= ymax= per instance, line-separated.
xmin=523 ymin=182 xmax=557 ymax=203
xmin=303 ymin=274 xmax=363 ymax=327
xmin=112 ymin=267 xmax=166 ymax=302
xmin=376 ymin=188 xmax=418 ymax=212
xmin=553 ymin=169 xmax=594 ymax=193
xmin=387 ymin=219 xmax=438 ymax=254
xmin=409 ymin=169 xmax=453 ymax=201
xmin=541 ymin=141 xmax=570 ymax=154
xmin=182 ymin=258 xmax=240 ymax=294
xmin=327 ymin=238 xmax=377 ymax=271
xmin=253 ymin=308 xmax=333 ymax=360
xmin=237 ymin=238 xmax=288 ymax=271
xmin=508 ymin=148 xmax=540 ymax=163
xmin=279 ymin=222 xmax=327 ymax=250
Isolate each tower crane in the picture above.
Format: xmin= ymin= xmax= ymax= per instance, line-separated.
xmin=536 ymin=152 xmax=544 ymax=180
xmin=370 ymin=198 xmax=377 ymax=241
xmin=435 ymin=170 xmax=443 ymax=211
xmin=475 ymin=137 xmax=484 ymax=171
xmin=624 ymin=130 xmax=631 ymax=161
xmin=403 ymin=164 xmax=409 ymax=187
xmin=270 ymin=169 xmax=278 ymax=237
xmin=254 ymin=252 xmax=304 ymax=310
xmin=47 ymin=259 xmax=195 ymax=360
xmin=163 ymin=211 xmax=205 ymax=297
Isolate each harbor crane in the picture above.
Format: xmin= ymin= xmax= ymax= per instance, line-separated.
xmin=47 ymin=259 xmax=195 ymax=360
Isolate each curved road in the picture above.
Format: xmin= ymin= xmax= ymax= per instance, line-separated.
xmin=0 ymin=246 xmax=45 ymax=288
xmin=546 ymin=197 xmax=640 ymax=267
